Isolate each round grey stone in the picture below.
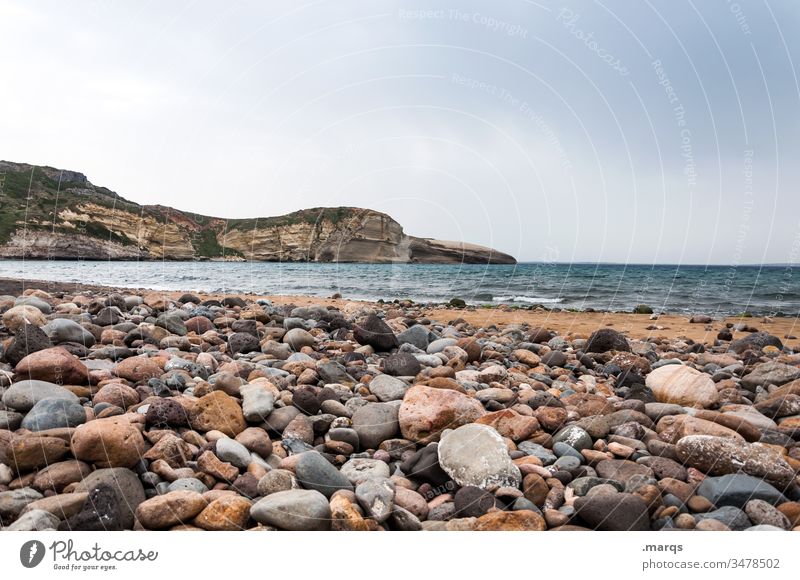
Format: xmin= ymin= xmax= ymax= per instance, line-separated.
xmin=250 ymin=489 xmax=331 ymax=530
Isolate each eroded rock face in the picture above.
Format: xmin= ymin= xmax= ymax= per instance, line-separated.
xmin=0 ymin=161 xmax=515 ymax=263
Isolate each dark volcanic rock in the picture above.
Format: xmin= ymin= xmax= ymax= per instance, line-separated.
xmin=4 ymin=323 xmax=52 ymax=366
xmin=575 ymin=492 xmax=651 ymax=531
xmin=58 ymin=484 xmax=127 ymax=531
xmin=585 ymin=329 xmax=631 ymax=353
xmin=729 ymin=332 xmax=783 ymax=354
xmin=354 ymin=314 xmax=398 ymax=352
xmin=382 ymin=352 xmax=421 ymax=376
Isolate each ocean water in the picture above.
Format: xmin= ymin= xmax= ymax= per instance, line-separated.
xmin=0 ymin=260 xmax=798 ymax=316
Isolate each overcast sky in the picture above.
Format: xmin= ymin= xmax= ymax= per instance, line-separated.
xmin=1 ymin=0 xmax=799 ymax=264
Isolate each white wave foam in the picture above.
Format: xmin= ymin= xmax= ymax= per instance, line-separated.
xmin=492 ymin=295 xmax=563 ymax=304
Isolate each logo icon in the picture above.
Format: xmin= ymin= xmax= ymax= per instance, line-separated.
xmin=20 ymin=540 xmax=46 ymax=568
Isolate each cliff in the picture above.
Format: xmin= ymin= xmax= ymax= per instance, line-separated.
xmin=0 ymin=161 xmax=516 ymax=264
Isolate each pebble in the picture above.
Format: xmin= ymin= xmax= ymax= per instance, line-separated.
xmin=250 ymin=489 xmax=331 ymax=531
xmin=1 ymin=286 xmax=798 ymax=534
xmin=437 ymin=424 xmax=521 ymax=489
xmin=295 ymin=451 xmax=354 ymax=498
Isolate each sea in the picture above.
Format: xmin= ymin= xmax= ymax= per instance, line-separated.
xmin=0 ymin=260 xmax=798 ymax=317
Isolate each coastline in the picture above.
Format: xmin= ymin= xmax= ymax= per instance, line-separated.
xmin=1 ymin=276 xmax=796 ymax=344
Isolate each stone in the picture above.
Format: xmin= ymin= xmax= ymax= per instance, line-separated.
xmin=656 ymin=415 xmax=743 ymax=444
xmin=241 ymin=383 xmax=275 ymax=422
xmin=355 ymin=477 xmax=395 ymax=522
xmin=475 ymin=409 xmax=539 ymax=442
xmin=585 ymin=328 xmax=630 ymax=353
xmin=729 ymin=332 xmax=783 ymax=354
xmin=696 ymin=474 xmax=786 ymax=508
xmin=353 ymin=314 xmax=398 ymax=352
xmin=257 ymin=470 xmax=296 ymax=496
xmin=0 ymin=410 xmax=22 ymax=430
xmin=369 ymin=374 xmax=408 ymax=402
xmin=21 ymin=398 xmax=87 ymax=431
xmin=197 ymin=450 xmax=239 ymax=481
xmin=382 ymin=353 xmax=421 ymax=377
xmin=454 ymin=486 xmax=496 ymax=517
xmin=695 ymin=506 xmax=751 ymax=531
xmin=2 ymin=379 xmax=79 ymax=412
xmin=6 ymin=509 xmax=60 ymax=531
xmin=317 ymin=361 xmax=355 ymax=385
xmin=215 ymin=438 xmax=252 ymax=470
xmin=250 ymin=489 xmax=331 ymax=531
xmin=645 ymin=364 xmax=717 ymax=407
xmin=135 ymin=491 xmax=207 ymax=529
xmin=637 ymin=456 xmax=688 ymax=481
xmin=4 ymin=323 xmax=52 ymax=366
xmin=552 ymin=425 xmax=593 ymax=451
xmin=44 ymin=318 xmax=96 ymax=346
xmin=72 ymin=467 xmax=145 ymax=529
xmin=400 ymin=444 xmax=449 ymax=486
xmin=437 ymin=424 xmax=521 ymax=489
xmin=9 ymin=436 xmax=70 ymax=472
xmin=2 ymin=304 xmax=46 ymax=332
xmin=92 ymin=383 xmax=139 ymax=409
xmin=32 ymin=460 xmax=91 ymax=493
xmin=193 ymin=495 xmax=252 ymax=531
xmin=58 ymin=484 xmax=127 ymax=531
xmin=351 ymin=403 xmax=400 ymax=450
xmin=473 ymin=510 xmax=546 ymax=531
xmin=145 ymin=398 xmax=189 ymax=427
xmin=189 ymin=391 xmax=247 ymax=437
xmin=155 ymin=313 xmax=187 ymax=336
xmin=741 ymin=362 xmax=800 ymax=391
xmin=399 ymin=385 xmax=485 ymax=443
xmin=235 ymin=427 xmax=272 ymax=458
xmin=185 ymin=316 xmax=214 ymax=334
xmin=70 ymin=417 xmax=146 ymax=468
xmin=282 ymin=328 xmax=316 ymax=351
xmin=114 ymin=356 xmax=162 ymax=383
xmin=168 ymin=478 xmax=209 ymax=493
xmin=522 ymin=473 xmax=550 ymax=506
xmin=397 ymin=325 xmax=429 ymax=349
xmin=228 ymin=332 xmax=260 ymax=355
xmin=745 ymin=499 xmax=791 ymax=529
xmin=575 ymin=492 xmax=651 ymax=531
xmin=595 ymin=459 xmax=654 ymax=486
xmin=291 ymin=386 xmax=320 ymax=415
xmin=676 ymin=435 xmax=795 ymax=488
xmin=295 ymin=452 xmax=353 ymax=498
xmin=15 ymin=347 xmax=90 ymax=384
xmin=340 ymin=458 xmax=391 ymax=483
xmin=330 ymin=494 xmax=378 ymax=531
xmin=0 ymin=488 xmax=43 ymax=524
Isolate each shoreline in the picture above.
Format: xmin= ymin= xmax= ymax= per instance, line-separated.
xmin=1 ymin=276 xmax=797 ymax=344
xmin=1 ymin=272 xmax=799 ymax=532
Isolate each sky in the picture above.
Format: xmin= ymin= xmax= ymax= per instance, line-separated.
xmin=1 ymin=0 xmax=799 ymax=264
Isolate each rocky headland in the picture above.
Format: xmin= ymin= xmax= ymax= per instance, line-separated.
xmin=0 ymin=161 xmax=515 ymax=264
xmin=0 ymin=284 xmax=799 ymax=531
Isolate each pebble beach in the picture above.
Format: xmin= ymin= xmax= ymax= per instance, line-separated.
xmin=1 ymin=282 xmax=799 ymax=532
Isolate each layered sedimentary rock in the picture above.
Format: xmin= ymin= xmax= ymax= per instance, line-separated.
xmin=0 ymin=161 xmax=515 ymax=264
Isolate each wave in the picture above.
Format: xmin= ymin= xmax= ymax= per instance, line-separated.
xmin=492 ymin=295 xmax=564 ymax=304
